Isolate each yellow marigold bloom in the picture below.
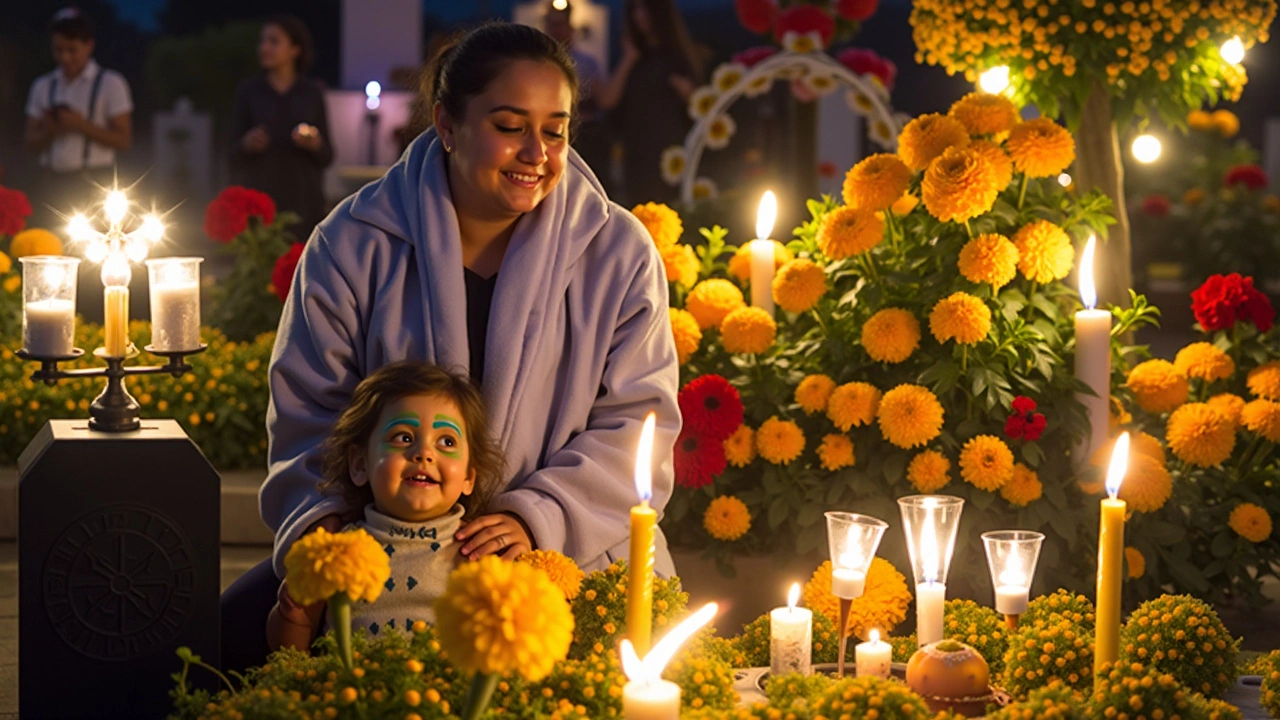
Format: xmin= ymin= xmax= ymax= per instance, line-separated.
xmin=891 ymin=192 xmax=920 ymax=216
xmin=723 ymin=424 xmax=757 ymax=467
xmin=1125 ymin=546 xmax=1146 ymax=579
xmin=827 ymin=382 xmax=882 ymax=431
xmin=929 ymin=292 xmax=992 ymax=345
xmin=669 ymin=308 xmax=702 ymax=365
xmin=703 ymin=495 xmax=752 ymax=541
xmin=1119 ymin=453 xmax=1173 ymax=513
xmin=1208 ymin=393 xmax=1246 ymax=430
xmin=843 ymin=153 xmax=913 ymax=211
xmin=969 ymin=139 xmax=1014 ymax=191
xmin=1173 ymin=342 xmax=1234 ymax=382
xmin=0 ymin=251 xmax=10 ymax=275
xmin=1110 ymin=395 xmax=1133 ymax=431
xmin=878 ymin=384 xmax=945 ymax=449
xmin=817 ymin=205 xmax=884 ymax=259
xmin=772 ymin=258 xmax=827 ymax=313
xmin=728 ymin=241 xmax=792 ymax=282
xmin=720 ymin=306 xmax=776 ymax=354
xmin=1000 ymin=462 xmax=1043 ymax=506
xmin=1086 ymin=432 xmax=1166 ymax=495
xmin=862 ymin=308 xmax=921 ymax=363
xmin=897 ymin=113 xmax=970 ymax=171
xmin=1228 ymin=503 xmax=1273 ymax=543
xmin=1167 ymin=402 xmax=1235 ymax=467
xmin=1241 ymin=399 xmax=1280 ymax=442
xmin=9 ymin=228 xmax=63 ymax=258
xmin=284 ymin=527 xmax=391 ymax=606
xmin=817 ymin=433 xmax=856 ymax=471
xmin=922 ymin=146 xmax=1000 ymax=223
xmin=907 ymin=450 xmax=952 ymax=493
xmin=1247 ymin=361 xmax=1280 ymax=400
xmin=1012 ymin=220 xmax=1073 ymax=283
xmin=631 ymin=202 xmax=683 ymax=249
xmin=660 ymin=243 xmax=698 ymax=289
xmin=1212 ymin=109 xmax=1240 ymax=138
xmin=959 ymin=434 xmax=1015 ymax=491
xmin=795 ymin=374 xmax=837 ymax=415
xmin=757 ymin=416 xmax=806 ymax=465
xmin=948 ymin=92 xmax=1020 ymax=138
xmin=1005 ymin=117 xmax=1076 ymax=178
xmin=958 ymin=233 xmax=1019 ymax=288
xmin=2 ymin=275 xmax=19 ymax=293
xmin=435 ymin=555 xmax=573 ymax=680
xmin=685 ymin=279 xmax=745 ymax=330
xmin=803 ymin=558 xmax=912 ymax=639
xmin=517 ymin=550 xmax=585 ymax=601
xmin=1187 ymin=110 xmax=1214 ymax=132
xmin=1183 ymin=187 xmax=1207 ymax=207
xmin=1126 ymin=359 xmax=1190 ymax=413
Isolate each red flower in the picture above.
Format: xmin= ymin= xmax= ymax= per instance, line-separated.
xmin=819 ymin=160 xmax=838 ymax=179
xmin=734 ymin=0 xmax=778 ymax=34
xmin=271 ymin=242 xmax=305 ymax=302
xmin=1011 ymin=396 xmax=1037 ymax=414
xmin=1224 ymin=164 xmax=1268 ymax=191
xmin=0 ymin=186 xmax=33 ymax=237
xmin=1005 ymin=395 xmax=1046 ymax=441
xmin=835 ymin=0 xmax=879 ymax=22
xmin=674 ymin=427 xmax=727 ymax=489
xmin=1023 ymin=413 xmax=1047 ymax=441
xmin=678 ymin=374 xmax=745 ymax=441
xmin=836 ymin=48 xmax=897 ymax=90
xmin=774 ymin=5 xmax=836 ymax=48
xmin=1191 ymin=273 xmax=1275 ymax=332
xmin=203 ymin=186 xmax=278 ymax=242
xmin=1141 ymin=194 xmax=1170 ymax=217
xmin=733 ymin=46 xmax=778 ymax=68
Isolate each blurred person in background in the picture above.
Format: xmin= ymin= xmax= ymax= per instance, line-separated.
xmin=544 ymin=0 xmax=614 ymax=194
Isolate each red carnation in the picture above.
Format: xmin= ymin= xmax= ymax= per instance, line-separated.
xmin=1005 ymin=395 xmax=1046 ymax=442
xmin=678 ymin=374 xmax=745 ymax=441
xmin=1191 ymin=273 xmax=1274 ymax=332
xmin=0 ymin=185 xmax=33 ymax=237
xmin=1011 ymin=396 xmax=1037 ymax=415
xmin=1243 ymin=286 xmax=1276 ymax=332
xmin=734 ymin=0 xmax=778 ymax=34
xmin=1224 ymin=163 xmax=1268 ymax=191
xmin=733 ymin=46 xmax=778 ymax=68
xmin=836 ymin=0 xmax=879 ymax=22
xmin=203 ymin=186 xmax=278 ymax=242
xmin=271 ymin=242 xmax=305 ymax=302
xmin=774 ymin=5 xmax=836 ymax=48
xmin=673 ymin=427 xmax=728 ymax=488
xmin=837 ymin=48 xmax=896 ymax=90
xmin=1141 ymin=194 xmax=1170 ymax=217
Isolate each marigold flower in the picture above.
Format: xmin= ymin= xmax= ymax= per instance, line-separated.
xmin=1187 ymin=110 xmax=1215 ymax=132
xmin=1124 ymin=547 xmax=1145 ymax=579
xmin=803 ymin=558 xmax=912 ymax=639
xmin=660 ymin=243 xmax=699 ymax=289
xmin=1184 ymin=187 xmax=1207 ymax=206
xmin=897 ymin=113 xmax=969 ymax=171
xmin=1248 ymin=361 xmax=1280 ymax=400
xmin=720 ymin=306 xmax=776 ymax=354
xmin=1167 ymin=403 xmax=1235 ymax=467
xmin=1229 ymin=503 xmax=1272 ymax=543
xmin=686 ymin=279 xmax=745 ymax=330
xmin=891 ymin=192 xmax=920 ymax=216
xmin=10 ymin=228 xmax=63 ymax=258
xmin=1208 ymin=393 xmax=1247 ymax=430
xmin=1118 ymin=453 xmax=1173 ymax=513
xmin=968 ymin=139 xmax=1014 ymax=191
xmin=728 ymin=240 xmax=792 ymax=282
xmin=878 ymin=384 xmax=945 ymax=449
xmin=1005 ymin=117 xmax=1075 ymax=178
xmin=907 ymin=450 xmax=951 ymax=492
xmin=958 ymin=233 xmax=1019 ymax=288
xmin=772 ymin=258 xmax=827 ymax=313
xmin=862 ymin=308 xmax=921 ymax=363
xmin=948 ymin=92 xmax=1020 ymax=138
xmin=1000 ymin=462 xmax=1043 ymax=506
xmin=1126 ymin=359 xmax=1190 ymax=414
xmin=723 ymin=424 xmax=757 ymax=467
xmin=1241 ymin=399 xmax=1280 ymax=442
xmin=827 ymin=382 xmax=881 ymax=431
xmin=817 ymin=205 xmax=884 ymax=259
xmin=518 ymin=550 xmax=585 ymax=601
xmin=284 ymin=527 xmax=391 ymax=606
xmin=1212 ymin=109 xmax=1240 ymax=138
xmin=1012 ymin=220 xmax=1074 ymax=283
xmin=930 ymin=292 xmax=992 ymax=345
xmin=795 ymin=374 xmax=837 ymax=415
xmin=842 ymin=153 xmax=913 ymax=211
xmin=669 ymin=308 xmax=702 ymax=365
xmin=631 ymin=202 xmax=683 ymax=249
xmin=959 ymin=434 xmax=1015 ymax=491
xmin=757 ymin=416 xmax=806 ymax=464
xmin=1174 ymin=342 xmax=1235 ymax=382
xmin=817 ymin=433 xmax=856 ymax=471
xmin=922 ymin=146 xmax=1000 ymax=223
xmin=704 ymin=495 xmax=752 ymax=541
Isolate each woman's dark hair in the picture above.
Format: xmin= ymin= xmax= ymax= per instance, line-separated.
xmin=318 ymin=361 xmax=504 ymax=521
xmin=414 ymin=22 xmax=579 ymax=133
xmin=264 ymin=14 xmax=315 ymax=75
xmin=625 ymin=0 xmax=704 ymax=80
xmin=50 ymin=7 xmax=94 ymax=42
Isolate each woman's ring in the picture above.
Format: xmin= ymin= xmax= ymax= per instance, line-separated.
xmin=496 ymin=534 xmax=507 ymax=549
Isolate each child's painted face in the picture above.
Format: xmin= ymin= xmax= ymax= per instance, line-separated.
xmin=349 ymin=393 xmax=475 ymax=523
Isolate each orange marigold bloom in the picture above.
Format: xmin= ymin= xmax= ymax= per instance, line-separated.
xmin=660 ymin=243 xmax=699 ymax=289
xmin=969 ymin=139 xmax=1014 ymax=191
xmin=817 ymin=433 xmax=856 ymax=471
xmin=796 ymin=374 xmax=837 ymax=415
xmin=1118 ymin=452 xmax=1173 ymax=513
xmin=669 ymin=308 xmax=702 ymax=365
xmin=631 ymin=202 xmax=683 ymax=249
xmin=843 ymin=154 xmax=914 ymax=211
xmin=1012 ymin=220 xmax=1074 ymax=283
xmin=827 ymin=382 xmax=882 ymax=431
xmin=958 ymin=233 xmax=1019 ymax=288
xmin=948 ymin=92 xmax=1021 ymax=138
xmin=720 ymin=306 xmax=777 ymax=354
xmin=929 ymin=292 xmax=992 ymax=345
xmin=757 ymin=416 xmax=806 ymax=464
xmin=1247 ymin=361 xmax=1280 ymax=400
xmin=1000 ymin=462 xmax=1043 ymax=506
xmin=862 ymin=308 xmax=921 ymax=363
xmin=959 ymin=434 xmax=1015 ymax=491
xmin=817 ymin=206 xmax=884 ymax=259
xmin=898 ymin=113 xmax=970 ymax=171
xmin=723 ymin=424 xmax=757 ymax=467
xmin=772 ymin=258 xmax=827 ymax=313
xmin=1005 ymin=117 xmax=1076 ymax=178
xmin=1173 ymin=342 xmax=1234 ymax=382
xmin=1126 ymin=359 xmax=1190 ymax=414
xmin=1207 ymin=393 xmax=1246 ymax=430
xmin=685 ymin=279 xmax=744 ymax=330
xmin=891 ymin=192 xmax=920 ymax=216
xmin=1124 ymin=546 xmax=1145 ymax=579
xmin=877 ymin=384 xmax=945 ymax=449
xmin=907 ymin=450 xmax=952 ymax=493
xmin=1166 ymin=402 xmax=1235 ymax=467
xmin=922 ymin=146 xmax=1000 ymax=223
xmin=1241 ymin=399 xmax=1280 ymax=442
xmin=1228 ymin=503 xmax=1272 ymax=543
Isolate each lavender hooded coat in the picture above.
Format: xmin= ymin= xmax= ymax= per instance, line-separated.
xmin=261 ymin=130 xmax=680 ymax=577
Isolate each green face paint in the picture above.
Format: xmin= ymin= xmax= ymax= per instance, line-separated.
xmin=433 ymin=414 xmax=465 ymax=459
xmin=380 ymin=413 xmax=420 ymax=452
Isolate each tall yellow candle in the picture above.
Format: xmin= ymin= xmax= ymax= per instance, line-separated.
xmin=1095 ymin=431 xmax=1130 ymax=673
xmin=102 ymin=254 xmax=131 ymax=357
xmin=626 ymin=412 xmax=658 ymax=656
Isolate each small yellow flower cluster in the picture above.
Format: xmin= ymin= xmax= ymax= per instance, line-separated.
xmin=1001 ymin=617 xmax=1094 ymax=697
xmin=1119 ymin=594 xmax=1239 ymax=698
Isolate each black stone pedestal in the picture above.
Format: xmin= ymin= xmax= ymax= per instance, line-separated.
xmin=18 ymin=419 xmax=221 ymax=720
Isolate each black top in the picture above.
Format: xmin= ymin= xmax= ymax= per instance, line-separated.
xmin=615 ymin=49 xmax=695 ymax=204
xmin=229 ymin=74 xmax=334 ymax=237
xmin=464 ymin=268 xmax=498 ymax=384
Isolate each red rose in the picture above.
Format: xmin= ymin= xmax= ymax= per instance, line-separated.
xmin=1141 ymin=194 xmax=1171 ymax=217
xmin=1004 ymin=414 xmax=1026 ymax=439
xmin=1191 ymin=273 xmax=1273 ymax=332
xmin=673 ymin=427 xmax=728 ymax=489
xmin=1006 ymin=395 xmax=1046 ymax=441
xmin=836 ymin=0 xmax=879 ymax=22
xmin=203 ymin=186 xmax=278 ymax=242
xmin=774 ymin=5 xmax=836 ymax=47
xmin=1224 ymin=163 xmax=1268 ymax=191
xmin=1242 ymin=283 xmax=1276 ymax=332
xmin=678 ymin=374 xmax=745 ymax=441
xmin=0 ymin=186 xmax=33 ymax=237
xmin=836 ymin=48 xmax=896 ymax=90
xmin=1023 ymin=413 xmax=1047 ymax=441
xmin=733 ymin=46 xmax=778 ymax=68
xmin=271 ymin=242 xmax=305 ymax=302
xmin=1011 ymin=396 xmax=1037 ymax=414
xmin=734 ymin=0 xmax=778 ymax=34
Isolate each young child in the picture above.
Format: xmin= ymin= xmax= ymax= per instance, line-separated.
xmin=267 ymin=361 xmax=504 ymax=651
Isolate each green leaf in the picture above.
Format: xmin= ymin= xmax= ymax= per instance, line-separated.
xmin=768 ymin=497 xmax=788 ymax=529
xmin=1145 ymin=521 xmax=1186 ymax=546
xmin=1210 ymin=531 xmax=1235 ymax=559
xmin=883 ymin=454 xmax=906 ymax=484
xmin=1021 ymin=441 xmax=1044 ymax=468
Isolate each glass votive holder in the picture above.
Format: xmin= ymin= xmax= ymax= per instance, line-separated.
xmin=20 ymin=255 xmax=81 ymax=357
xmin=825 ymin=511 xmax=888 ymax=599
xmin=146 ymin=257 xmax=202 ymax=352
xmin=982 ymin=530 xmax=1044 ymax=616
xmin=897 ymin=495 xmax=964 ymax=586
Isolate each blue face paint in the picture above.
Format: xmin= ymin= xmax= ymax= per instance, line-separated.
xmin=433 ymin=414 xmax=465 ymax=459
xmin=380 ymin=414 xmax=421 ymax=452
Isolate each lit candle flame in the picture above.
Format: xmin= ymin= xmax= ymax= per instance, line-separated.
xmin=634 ymin=412 xmax=657 ymax=503
xmin=998 ymin=552 xmax=1026 ymax=588
xmin=1221 ymin=36 xmax=1245 ymax=64
xmin=102 ymin=253 xmax=131 ymax=288
xmin=1079 ymin=235 xmax=1097 ymax=310
xmin=1105 ymin=431 xmax=1131 ymax=499
xmin=104 ymin=190 xmax=129 ymax=226
xmin=756 ymin=191 xmax=777 ymax=241
xmin=139 ymin=215 xmax=165 ymax=244
xmin=869 ymin=629 xmax=881 ymax=644
xmin=787 ymin=582 xmax=800 ymax=611
xmin=620 ymin=602 xmax=719 ymax=684
xmin=920 ymin=505 xmax=939 ymax=584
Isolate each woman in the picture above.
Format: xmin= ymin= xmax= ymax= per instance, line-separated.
xmin=229 ymin=15 xmax=333 ymax=237
xmin=221 ymin=22 xmax=680 ymax=671
xmin=597 ymin=0 xmax=702 ymax=204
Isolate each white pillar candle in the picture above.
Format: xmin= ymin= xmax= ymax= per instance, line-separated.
xmin=995 ymin=585 xmax=1030 ymax=615
xmin=770 ymin=584 xmax=812 ymax=676
xmin=622 ymin=679 xmax=680 ymax=720
xmin=23 ymin=298 xmax=76 ymax=356
xmin=916 ymin=581 xmax=946 ymax=646
xmin=831 ymin=568 xmax=866 ymax=598
xmin=854 ymin=629 xmax=891 ymax=678
xmin=149 ymin=281 xmax=201 ymax=351
xmin=1074 ymin=237 xmax=1111 ymax=465
xmin=750 ymin=239 xmax=776 ymax=316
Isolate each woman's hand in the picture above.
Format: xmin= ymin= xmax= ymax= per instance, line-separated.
xmin=292 ymin=124 xmax=322 ymax=152
xmin=456 ymin=513 xmax=533 ymax=560
xmin=242 ymin=125 xmax=270 ymax=153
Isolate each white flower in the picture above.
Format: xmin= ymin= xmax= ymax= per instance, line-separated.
xmin=845 ymin=89 xmax=876 ymax=117
xmin=782 ymin=31 xmax=823 ymax=54
xmin=660 ymin=146 xmax=688 ymax=186
xmin=776 ymin=62 xmax=810 ymax=81
xmin=693 ymin=177 xmax=718 ymax=201
xmin=869 ymin=119 xmax=896 ymax=148
xmin=705 ymin=114 xmax=737 ymax=150
xmin=688 ymin=86 xmax=720 ymax=120
xmin=866 ymin=74 xmax=891 ymax=101
xmin=743 ymin=73 xmax=774 ymax=98
xmin=801 ymin=73 xmax=838 ymax=97
xmin=712 ymin=63 xmax=747 ymax=94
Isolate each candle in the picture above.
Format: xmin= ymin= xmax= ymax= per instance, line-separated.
xmin=899 ymin=496 xmax=963 ymax=648
xmin=751 ymin=191 xmax=777 ymax=317
xmin=916 ymin=507 xmax=946 ymax=646
xmin=103 ymin=285 xmax=129 ymax=356
xmin=23 ymin=298 xmax=75 ymax=356
xmin=982 ymin=530 xmax=1044 ymax=624
xmin=1095 ymin=432 xmax=1130 ymax=673
xmin=1074 ymin=236 xmax=1111 ymax=465
xmin=150 ymin=281 xmax=200 ymax=350
xmin=621 ymin=602 xmax=718 ymax=720
xmin=626 ymin=412 xmax=659 ymax=656
xmin=825 ymin=512 xmax=889 ymax=678
xmin=855 ymin=629 xmax=891 ymax=679
xmin=830 ymin=566 xmax=866 ymax=598
xmin=770 ymin=583 xmax=812 ymax=677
